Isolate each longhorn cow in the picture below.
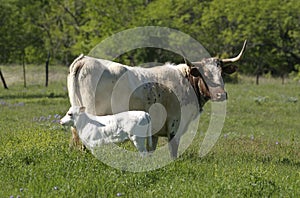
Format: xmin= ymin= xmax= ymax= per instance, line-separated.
xmin=67 ymin=40 xmax=247 ymax=158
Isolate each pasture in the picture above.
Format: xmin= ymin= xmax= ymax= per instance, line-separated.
xmin=0 ymin=65 xmax=299 ymax=197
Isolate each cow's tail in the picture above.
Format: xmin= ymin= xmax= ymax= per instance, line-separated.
xmin=68 ymin=54 xmax=84 ymax=106
xmin=146 ymin=113 xmax=153 ymax=151
xmin=68 ymin=54 xmax=85 ymax=149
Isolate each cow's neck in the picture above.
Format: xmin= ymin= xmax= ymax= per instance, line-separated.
xmin=187 ymin=74 xmax=210 ymax=112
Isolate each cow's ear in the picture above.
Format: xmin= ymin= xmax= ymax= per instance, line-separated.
xmin=190 ymin=67 xmax=201 ymax=77
xmin=222 ymin=65 xmax=238 ymax=74
xmin=79 ymin=106 xmax=86 ymax=113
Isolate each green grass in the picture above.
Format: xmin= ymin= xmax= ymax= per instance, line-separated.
xmin=0 ymin=66 xmax=299 ymax=197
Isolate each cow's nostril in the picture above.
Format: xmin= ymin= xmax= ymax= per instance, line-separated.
xmin=217 ymin=93 xmax=222 ymax=98
xmin=215 ymin=92 xmax=227 ymax=100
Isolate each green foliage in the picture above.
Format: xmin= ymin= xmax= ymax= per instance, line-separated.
xmin=0 ymin=0 xmax=299 ymax=75
xmin=0 ymin=67 xmax=299 ymax=197
xmin=292 ymin=64 xmax=300 ymax=81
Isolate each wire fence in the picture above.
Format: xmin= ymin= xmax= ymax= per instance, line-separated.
xmin=0 ymin=64 xmax=68 ymax=88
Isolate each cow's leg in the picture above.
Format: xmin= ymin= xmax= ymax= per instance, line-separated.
xmin=167 ymin=117 xmax=180 ymax=158
xmin=71 ymin=127 xmax=85 ymax=150
xmin=168 ymin=134 xmax=180 ymax=159
xmin=71 ymin=127 xmax=80 ymax=146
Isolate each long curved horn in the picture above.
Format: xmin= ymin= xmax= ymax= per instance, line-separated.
xmin=180 ymin=50 xmax=194 ymax=67
xmin=222 ymin=40 xmax=247 ymax=63
xmin=184 ymin=57 xmax=194 ymax=67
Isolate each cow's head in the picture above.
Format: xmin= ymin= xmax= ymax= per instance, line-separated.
xmin=185 ymin=40 xmax=247 ymax=106
xmin=60 ymin=106 xmax=86 ymax=126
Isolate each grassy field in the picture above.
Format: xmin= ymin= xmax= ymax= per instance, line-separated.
xmin=0 ymin=65 xmax=299 ymax=197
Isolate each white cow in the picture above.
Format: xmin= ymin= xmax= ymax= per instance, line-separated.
xmin=67 ymin=41 xmax=247 ymax=158
xmin=60 ymin=106 xmax=152 ymax=155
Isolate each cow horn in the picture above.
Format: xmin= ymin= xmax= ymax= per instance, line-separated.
xmin=222 ymin=40 xmax=247 ymax=63
xmin=179 ymin=50 xmax=194 ymax=67
xmin=184 ymin=57 xmax=194 ymax=67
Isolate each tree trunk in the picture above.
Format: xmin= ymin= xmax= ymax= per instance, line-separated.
xmin=256 ymin=73 xmax=260 ymax=85
xmin=255 ymin=64 xmax=261 ymax=85
xmin=0 ymin=69 xmax=8 ymax=89
xmin=129 ymin=52 xmax=135 ymax=66
xmin=281 ymin=74 xmax=285 ymax=85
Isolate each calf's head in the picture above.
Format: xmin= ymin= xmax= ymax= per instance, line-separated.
xmin=60 ymin=106 xmax=86 ymax=126
xmin=186 ymin=40 xmax=247 ymax=102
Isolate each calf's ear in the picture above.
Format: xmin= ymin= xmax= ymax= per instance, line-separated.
xmin=79 ymin=106 xmax=86 ymax=112
xmin=222 ymin=65 xmax=238 ymax=74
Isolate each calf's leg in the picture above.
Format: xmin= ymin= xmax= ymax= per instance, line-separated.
xmin=131 ymin=136 xmax=149 ymax=157
xmin=148 ymin=136 xmax=158 ymax=152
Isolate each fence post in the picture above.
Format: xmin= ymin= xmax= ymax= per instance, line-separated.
xmin=45 ymin=52 xmax=50 ymax=87
xmin=0 ymin=68 xmax=8 ymax=89
xmin=22 ymin=54 xmax=26 ymax=88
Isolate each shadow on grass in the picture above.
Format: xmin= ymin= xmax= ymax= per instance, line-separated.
xmin=0 ymin=92 xmax=67 ymax=100
xmin=0 ymin=84 xmax=68 ymax=100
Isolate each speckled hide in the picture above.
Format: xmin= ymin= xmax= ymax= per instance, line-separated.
xmin=67 ymin=41 xmax=246 ymax=158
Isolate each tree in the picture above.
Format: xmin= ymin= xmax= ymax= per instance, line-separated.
xmin=198 ymin=0 xmax=300 ymax=84
xmin=0 ymin=1 xmax=14 ymax=63
xmin=0 ymin=0 xmax=299 ymax=80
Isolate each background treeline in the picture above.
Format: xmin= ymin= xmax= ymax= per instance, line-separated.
xmin=0 ymin=0 xmax=299 ymax=79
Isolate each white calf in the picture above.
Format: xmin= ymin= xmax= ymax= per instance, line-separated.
xmin=60 ymin=106 xmax=152 ymax=154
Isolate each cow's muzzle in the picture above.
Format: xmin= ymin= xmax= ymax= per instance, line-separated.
xmin=213 ymin=92 xmax=227 ymax=101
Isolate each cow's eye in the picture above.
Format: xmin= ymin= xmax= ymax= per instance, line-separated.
xmin=68 ymin=113 xmax=73 ymax=117
xmin=216 ymin=60 xmax=222 ymax=67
